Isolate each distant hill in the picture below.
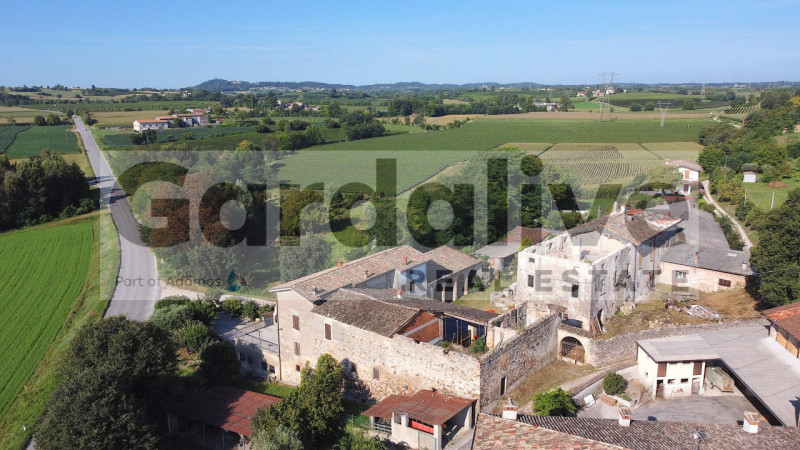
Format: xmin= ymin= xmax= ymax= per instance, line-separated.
xmin=189 ymin=78 xmax=550 ymax=92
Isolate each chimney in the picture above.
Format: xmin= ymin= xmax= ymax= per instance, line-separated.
xmin=337 ymin=260 xmax=342 ymax=267
xmin=364 ymin=269 xmax=369 ymax=279
xmin=618 ymin=407 xmax=631 ymax=427
xmin=396 ymin=289 xmax=404 ymax=299
xmin=312 ymin=286 xmax=318 ymax=297
xmin=613 ymin=201 xmax=618 ymax=213
xmin=743 ymin=411 xmax=759 ymax=434
xmin=695 ymin=252 xmax=699 ymax=264
xmin=502 ymin=401 xmax=518 ymax=420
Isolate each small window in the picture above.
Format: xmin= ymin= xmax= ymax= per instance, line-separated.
xmin=261 ymin=361 xmax=268 ymax=371
xmin=292 ymin=315 xmax=300 ymax=330
xmin=718 ymin=279 xmax=731 ymax=288
xmin=373 ymin=367 xmax=380 ymax=380
xmin=571 ymin=284 xmax=579 ymax=298
xmin=246 ymin=355 xmax=253 ymax=365
xmin=675 ymin=271 xmax=687 ymax=279
xmin=528 ymin=257 xmax=535 ymax=263
xmin=527 ymin=274 xmax=535 ymax=287
xmin=294 ymin=342 xmax=300 ymax=356
xmin=295 ymin=364 xmax=301 ymax=372
xmin=681 ymin=378 xmax=689 ymax=383
xmin=325 ymin=323 xmax=332 ymax=340
xmin=500 ymin=376 xmax=507 ymax=396
xmin=409 ymin=280 xmax=415 ymax=293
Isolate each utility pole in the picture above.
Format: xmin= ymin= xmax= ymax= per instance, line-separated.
xmin=598 ymin=71 xmax=618 ymax=122
xmin=656 ymin=101 xmax=671 ymax=127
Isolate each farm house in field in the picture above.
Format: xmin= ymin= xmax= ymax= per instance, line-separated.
xmin=665 ymin=159 xmax=703 ymax=195
xmin=132 ymin=119 xmax=169 ymax=132
xmin=743 ymin=171 xmax=757 ymax=183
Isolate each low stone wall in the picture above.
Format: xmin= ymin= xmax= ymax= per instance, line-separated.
xmin=479 ymin=313 xmax=559 ymax=409
xmin=585 ymin=319 xmax=768 ymax=367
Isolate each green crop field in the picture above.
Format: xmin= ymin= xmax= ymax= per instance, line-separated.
xmin=28 ymin=100 xmax=219 ymax=114
xmin=537 ymin=143 xmax=662 ymax=187
xmin=0 ymin=221 xmax=93 ymax=419
xmin=641 ymin=142 xmax=703 ymax=162
xmin=5 ymin=125 xmax=79 ymax=157
xmin=0 ymin=125 xmax=31 ymax=153
xmin=309 ymin=117 xmax=709 ymax=152
xmin=101 ymin=126 xmax=253 ymax=146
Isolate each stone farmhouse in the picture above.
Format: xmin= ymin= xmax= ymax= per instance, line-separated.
xmin=516 ymin=208 xmax=682 ymax=334
xmin=665 ymin=159 xmax=703 ymax=195
xmin=133 ymin=111 xmax=209 ymax=132
xmin=267 ymin=245 xmax=562 ymax=410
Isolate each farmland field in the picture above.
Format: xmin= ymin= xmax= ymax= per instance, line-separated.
xmin=101 ymin=126 xmax=253 ymax=146
xmin=28 ymin=100 xmax=219 ymax=114
xmin=0 ymin=221 xmax=94 ymax=419
xmin=537 ymin=143 xmax=662 ymax=187
xmin=5 ymin=125 xmax=79 ymax=157
xmin=92 ymin=109 xmax=170 ymax=127
xmin=310 ymin=117 xmax=710 ymax=152
xmin=641 ymin=142 xmax=703 ymax=161
xmin=0 ymin=125 xmax=30 ymax=153
xmin=0 ymin=107 xmax=54 ymax=124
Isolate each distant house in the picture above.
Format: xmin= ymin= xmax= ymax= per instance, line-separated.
xmin=576 ymin=91 xmax=587 ymax=97
xmin=665 ymin=159 xmax=703 ymax=195
xmin=743 ymin=171 xmax=757 ymax=183
xmin=534 ymin=102 xmax=558 ymax=111
xmin=133 ymin=119 xmax=169 ymax=132
xmin=763 ymin=302 xmax=800 ymax=359
xmin=474 ymin=227 xmax=551 ymax=273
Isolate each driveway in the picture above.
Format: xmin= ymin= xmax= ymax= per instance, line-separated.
xmin=700 ymin=180 xmax=752 ymax=252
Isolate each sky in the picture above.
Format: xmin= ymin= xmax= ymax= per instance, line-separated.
xmin=2 ymin=0 xmax=799 ymax=89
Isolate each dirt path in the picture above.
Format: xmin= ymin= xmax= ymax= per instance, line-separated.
xmin=701 ymin=180 xmax=752 ymax=252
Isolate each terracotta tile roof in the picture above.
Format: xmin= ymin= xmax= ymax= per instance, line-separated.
xmin=503 ymin=226 xmax=551 ymax=244
xmin=763 ymin=302 xmax=800 ymax=341
xmin=312 ymin=288 xmax=497 ymax=336
xmin=569 ymin=211 xmax=681 ymax=246
xmin=270 ymin=245 xmax=425 ymax=299
xmin=508 ymin=414 xmax=800 ymax=449
xmin=473 ymin=414 xmax=621 ymax=449
xmin=171 ymin=386 xmax=280 ymax=437
xmin=423 ymin=246 xmax=481 ymax=275
xmin=666 ymin=159 xmax=703 ymax=173
xmin=399 ymin=311 xmax=440 ymax=342
xmin=363 ymin=389 xmax=474 ymax=426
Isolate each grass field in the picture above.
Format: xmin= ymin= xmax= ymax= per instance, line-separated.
xmin=310 ymin=117 xmax=710 ymax=153
xmin=28 ymin=100 xmax=220 ymax=114
xmin=0 ymin=107 xmax=52 ymax=125
xmin=92 ymin=109 xmax=170 ymax=127
xmin=0 ymin=221 xmax=94 ymax=419
xmin=742 ymin=176 xmax=800 ymax=211
xmin=5 ymin=125 xmax=79 ymax=158
xmin=641 ymin=141 xmax=704 ymax=161
xmin=0 ymin=125 xmax=30 ymax=153
xmin=101 ymin=126 xmax=253 ymax=146
xmin=0 ymin=212 xmax=119 ymax=450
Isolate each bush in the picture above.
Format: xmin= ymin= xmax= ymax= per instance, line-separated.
xmin=533 ymin=388 xmax=576 ymax=416
xmin=603 ymin=372 xmax=627 ymax=396
xmin=222 ymin=297 xmax=243 ymax=316
xmin=155 ymin=295 xmax=190 ymax=310
xmin=148 ymin=304 xmax=195 ymax=331
xmin=242 ymin=300 xmax=261 ymax=321
xmin=199 ymin=341 xmax=241 ymax=382
xmin=470 ymin=337 xmax=488 ymax=354
xmin=187 ymin=299 xmax=217 ymax=324
xmin=204 ymin=288 xmax=224 ymax=303
xmin=173 ymin=321 xmax=216 ymax=352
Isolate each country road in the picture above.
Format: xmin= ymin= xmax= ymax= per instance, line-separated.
xmin=74 ymin=116 xmax=159 ymax=320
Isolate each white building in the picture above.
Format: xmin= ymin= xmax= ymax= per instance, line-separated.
xmin=743 ymin=171 xmax=757 ymax=183
xmin=665 ymin=160 xmax=703 ymax=195
xmin=636 ymin=334 xmax=715 ymax=399
xmin=133 ymin=119 xmax=169 ymax=132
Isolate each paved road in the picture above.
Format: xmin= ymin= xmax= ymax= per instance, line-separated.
xmin=74 ymin=116 xmax=159 ymax=320
xmin=701 ymin=180 xmax=753 ymax=252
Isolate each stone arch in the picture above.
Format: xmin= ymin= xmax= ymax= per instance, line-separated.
xmin=560 ymin=336 xmax=585 ymax=363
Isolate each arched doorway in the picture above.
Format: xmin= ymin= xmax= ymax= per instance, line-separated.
xmin=560 ymin=337 xmax=585 ymax=363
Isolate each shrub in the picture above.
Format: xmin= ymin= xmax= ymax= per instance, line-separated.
xmin=187 ymin=299 xmax=217 ymax=324
xmin=155 ymin=295 xmax=190 ymax=310
xmin=199 ymin=341 xmax=241 ymax=382
xmin=470 ymin=337 xmax=488 ymax=354
xmin=222 ymin=298 xmax=243 ymax=316
xmin=204 ymin=288 xmax=225 ymax=303
xmin=603 ymin=372 xmax=628 ymax=396
xmin=242 ymin=300 xmax=261 ymax=321
xmin=533 ymin=388 xmax=576 ymax=416
xmin=148 ymin=304 xmax=195 ymax=331
xmin=174 ymin=321 xmax=216 ymax=352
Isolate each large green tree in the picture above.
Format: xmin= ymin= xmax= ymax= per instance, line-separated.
xmin=750 ymin=188 xmax=800 ymax=307
xmin=279 ymin=234 xmax=334 ymax=281
xmin=34 ymin=317 xmax=177 ymax=450
xmin=251 ymin=354 xmax=345 ymax=447
xmin=646 ymin=165 xmax=682 ymax=192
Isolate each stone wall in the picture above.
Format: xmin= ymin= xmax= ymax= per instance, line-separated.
xmin=585 ymin=319 xmax=768 ymax=367
xmin=479 ymin=313 xmax=560 ymax=409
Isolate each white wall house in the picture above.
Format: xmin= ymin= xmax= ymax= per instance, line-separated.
xmin=743 ymin=171 xmax=757 ymax=183
xmin=665 ymin=160 xmax=703 ymax=195
xmin=133 ymin=119 xmax=169 ymax=132
xmin=636 ymin=334 xmax=716 ymax=399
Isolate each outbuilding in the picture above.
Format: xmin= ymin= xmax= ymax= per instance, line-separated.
xmin=743 ymin=171 xmax=757 ymax=183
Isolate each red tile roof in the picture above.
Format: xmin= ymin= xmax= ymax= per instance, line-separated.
xmin=171 ymin=386 xmax=280 ymax=437
xmin=763 ymin=303 xmax=800 ymax=341
xmin=473 ymin=414 xmax=621 ymax=449
xmin=503 ymin=226 xmax=550 ymax=244
xmin=363 ymin=389 xmax=474 ymax=426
